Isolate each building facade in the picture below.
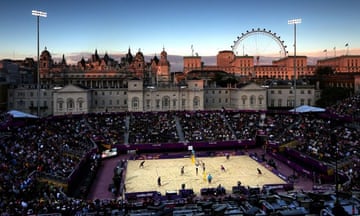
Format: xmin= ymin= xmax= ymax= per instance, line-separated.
xmin=8 ymin=48 xmax=360 ymax=115
xmin=184 ymin=51 xmax=360 ymax=80
xmin=8 ymin=79 xmax=270 ymax=116
xmin=266 ymin=80 xmax=320 ymax=109
xmin=317 ymin=55 xmax=360 ymax=73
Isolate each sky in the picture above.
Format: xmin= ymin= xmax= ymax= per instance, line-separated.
xmin=1 ymin=0 xmax=360 ymax=62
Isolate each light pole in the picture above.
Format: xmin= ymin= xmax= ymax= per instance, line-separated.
xmin=288 ymin=18 xmax=301 ymax=113
xmin=32 ymin=10 xmax=47 ymax=117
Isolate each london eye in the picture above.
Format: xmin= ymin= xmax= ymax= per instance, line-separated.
xmin=231 ymin=28 xmax=288 ymax=63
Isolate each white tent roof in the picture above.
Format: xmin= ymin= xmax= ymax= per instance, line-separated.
xmin=289 ymin=105 xmax=325 ymax=113
xmin=7 ymin=110 xmax=38 ymax=118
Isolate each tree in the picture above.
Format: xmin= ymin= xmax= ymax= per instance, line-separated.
xmin=211 ymin=72 xmax=238 ymax=87
xmin=314 ymin=66 xmax=335 ymax=76
xmin=316 ymin=87 xmax=352 ymax=107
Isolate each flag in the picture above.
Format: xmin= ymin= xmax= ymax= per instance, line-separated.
xmin=345 ymin=43 xmax=349 ymax=47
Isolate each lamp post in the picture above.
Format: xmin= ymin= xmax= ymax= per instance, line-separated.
xmin=288 ymin=18 xmax=301 ymax=113
xmin=32 ymin=10 xmax=47 ymax=117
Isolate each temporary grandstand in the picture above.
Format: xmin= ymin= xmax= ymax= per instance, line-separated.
xmin=0 ymin=107 xmax=359 ymax=215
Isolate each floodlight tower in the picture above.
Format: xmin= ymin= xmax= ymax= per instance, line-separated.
xmin=288 ymin=18 xmax=301 ymax=113
xmin=32 ymin=10 xmax=47 ymax=117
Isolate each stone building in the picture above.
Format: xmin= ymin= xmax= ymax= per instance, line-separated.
xmin=317 ymin=55 xmax=360 ymax=73
xmin=266 ymin=80 xmax=320 ymax=109
xmin=184 ymin=51 xmax=360 ymax=80
xmin=4 ymin=48 xmax=329 ymax=116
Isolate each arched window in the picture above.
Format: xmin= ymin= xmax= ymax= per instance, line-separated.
xmin=67 ymin=98 xmax=74 ymax=110
xmin=57 ymin=98 xmax=64 ymax=110
xmin=77 ymin=97 xmax=84 ymax=110
xmin=131 ymin=97 xmax=139 ymax=110
xmin=250 ymin=95 xmax=256 ymax=105
xmin=258 ymin=95 xmax=264 ymax=105
xmin=162 ymin=96 xmax=170 ymax=110
xmin=193 ymin=96 xmax=200 ymax=109
xmin=241 ymin=95 xmax=247 ymax=105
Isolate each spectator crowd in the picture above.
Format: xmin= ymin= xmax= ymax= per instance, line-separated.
xmin=0 ymin=94 xmax=359 ymax=215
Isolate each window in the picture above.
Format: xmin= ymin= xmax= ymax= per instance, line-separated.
xmin=258 ymin=95 xmax=264 ymax=105
xmin=156 ymin=99 xmax=160 ymax=109
xmin=193 ymin=96 xmax=200 ymax=108
xmin=300 ymin=99 xmax=305 ymax=105
xmin=162 ymin=96 xmax=170 ymax=109
xmin=67 ymin=99 xmax=74 ymax=109
xmin=146 ymin=99 xmax=150 ymax=109
xmin=270 ymin=99 xmax=275 ymax=107
xmin=17 ymin=100 xmax=25 ymax=108
xmin=131 ymin=97 xmax=139 ymax=110
xmin=241 ymin=95 xmax=247 ymax=105
xmin=250 ymin=95 xmax=256 ymax=105
xmin=287 ymin=99 xmax=293 ymax=107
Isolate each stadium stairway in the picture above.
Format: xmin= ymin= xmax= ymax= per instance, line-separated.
xmin=219 ymin=113 xmax=237 ymax=139
xmin=124 ymin=115 xmax=130 ymax=144
xmin=174 ymin=116 xmax=185 ymax=142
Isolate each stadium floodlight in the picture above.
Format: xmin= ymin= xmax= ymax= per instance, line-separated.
xmin=32 ymin=10 xmax=47 ymax=117
xmin=288 ymin=18 xmax=301 ymax=113
xmin=32 ymin=10 xmax=47 ymax=17
xmin=288 ymin=18 xmax=301 ymax=25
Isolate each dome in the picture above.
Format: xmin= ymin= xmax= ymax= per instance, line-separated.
xmin=40 ymin=47 xmax=52 ymax=59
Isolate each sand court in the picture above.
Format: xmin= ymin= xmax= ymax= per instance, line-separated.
xmin=124 ymin=155 xmax=287 ymax=195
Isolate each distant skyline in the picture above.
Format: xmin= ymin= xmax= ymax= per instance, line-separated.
xmin=1 ymin=0 xmax=360 ymax=62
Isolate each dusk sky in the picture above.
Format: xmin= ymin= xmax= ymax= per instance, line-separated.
xmin=1 ymin=0 xmax=360 ymax=62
